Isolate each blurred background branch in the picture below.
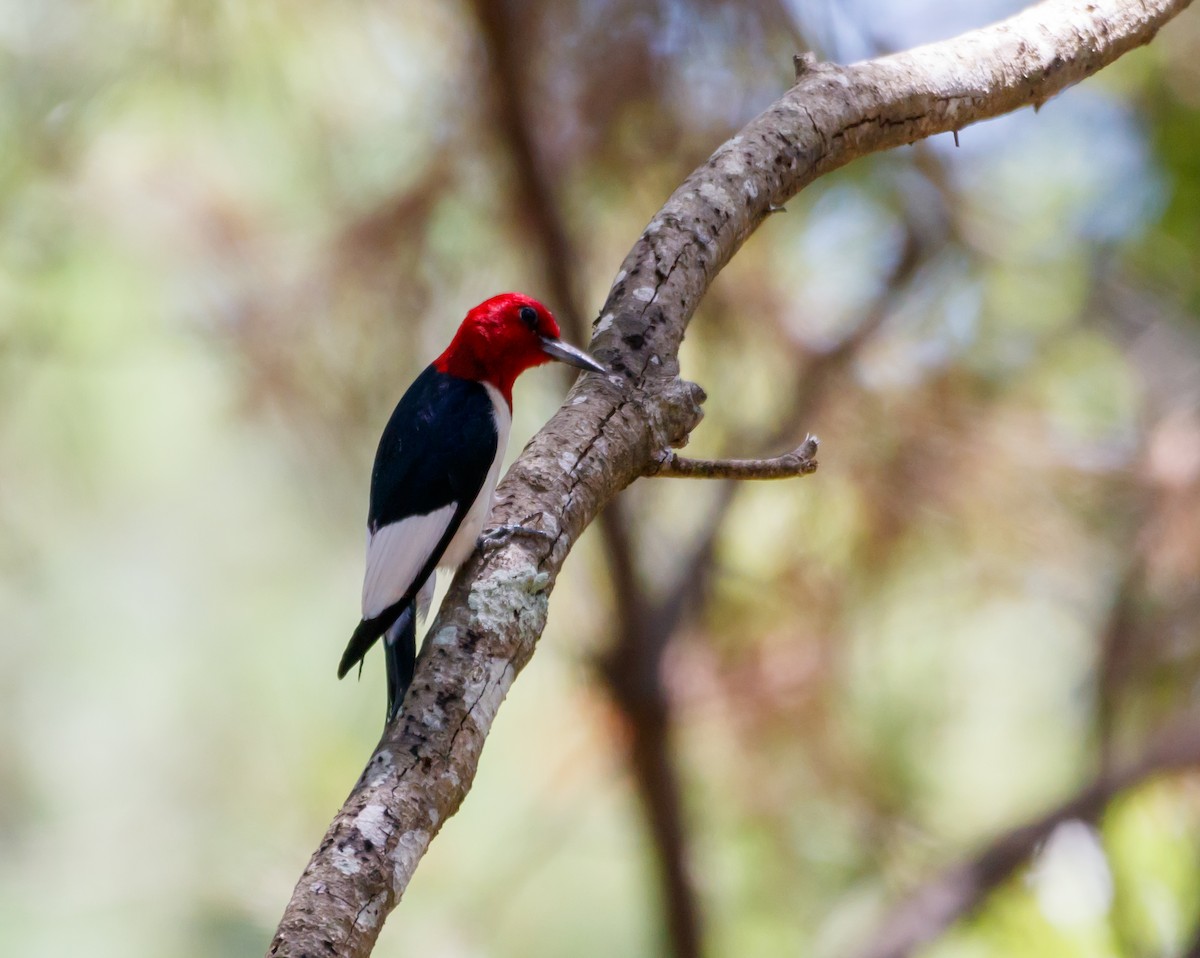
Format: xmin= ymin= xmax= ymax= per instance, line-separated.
xmin=854 ymin=711 xmax=1200 ymax=958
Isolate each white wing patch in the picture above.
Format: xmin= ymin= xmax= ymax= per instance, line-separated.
xmin=361 ymin=505 xmax=455 ymax=619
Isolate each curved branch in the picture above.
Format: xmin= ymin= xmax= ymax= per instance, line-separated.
xmin=268 ymin=2 xmax=1193 ymax=954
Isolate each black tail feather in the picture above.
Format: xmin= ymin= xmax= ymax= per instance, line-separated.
xmin=338 ymin=597 xmax=410 ymax=680
xmin=338 ymin=600 xmax=417 ymax=723
xmin=383 ymin=604 xmax=416 ymax=722
xmin=338 ymin=617 xmax=383 ymax=679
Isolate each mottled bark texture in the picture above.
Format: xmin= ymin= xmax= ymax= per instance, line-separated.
xmin=268 ymin=1 xmax=1192 ymax=954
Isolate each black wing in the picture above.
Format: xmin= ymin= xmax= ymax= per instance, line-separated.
xmin=338 ymin=366 xmax=498 ymax=678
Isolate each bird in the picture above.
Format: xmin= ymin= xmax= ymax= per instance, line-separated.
xmin=338 ymin=292 xmax=605 ymax=722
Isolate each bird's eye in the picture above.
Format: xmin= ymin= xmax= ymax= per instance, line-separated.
xmin=519 ymin=305 xmax=538 ymax=330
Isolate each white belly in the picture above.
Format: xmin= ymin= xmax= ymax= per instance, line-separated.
xmin=439 ymin=381 xmax=511 ymax=570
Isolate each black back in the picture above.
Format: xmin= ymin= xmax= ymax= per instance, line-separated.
xmin=369 ymin=365 xmax=499 ymax=532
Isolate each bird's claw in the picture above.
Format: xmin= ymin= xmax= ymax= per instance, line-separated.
xmin=479 ymin=523 xmax=554 ymax=550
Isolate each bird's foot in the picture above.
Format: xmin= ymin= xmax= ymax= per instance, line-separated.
xmin=479 ymin=519 xmax=554 ymax=551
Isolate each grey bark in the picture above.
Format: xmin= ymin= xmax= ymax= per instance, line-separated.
xmin=268 ymin=1 xmax=1193 ymax=954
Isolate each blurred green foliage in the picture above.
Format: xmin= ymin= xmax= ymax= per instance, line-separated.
xmin=2 ymin=2 xmax=1200 ymax=957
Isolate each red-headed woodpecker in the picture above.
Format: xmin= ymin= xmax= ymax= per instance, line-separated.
xmin=338 ymin=292 xmax=605 ymax=720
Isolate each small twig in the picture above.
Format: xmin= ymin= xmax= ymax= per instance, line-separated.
xmin=794 ymin=52 xmax=819 ymax=79
xmin=645 ymin=214 xmax=929 ymax=635
xmin=651 ymin=436 xmax=819 ymax=480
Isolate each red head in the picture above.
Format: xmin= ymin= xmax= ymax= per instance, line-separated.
xmin=433 ymin=292 xmax=604 ymax=405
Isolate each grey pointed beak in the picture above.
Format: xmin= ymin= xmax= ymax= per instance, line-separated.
xmin=540 ymin=335 xmax=606 ymax=374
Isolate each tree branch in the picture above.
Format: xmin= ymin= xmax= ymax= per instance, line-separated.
xmin=268 ymin=2 xmax=1194 ymax=954
xmin=649 ymin=436 xmax=820 ymax=480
